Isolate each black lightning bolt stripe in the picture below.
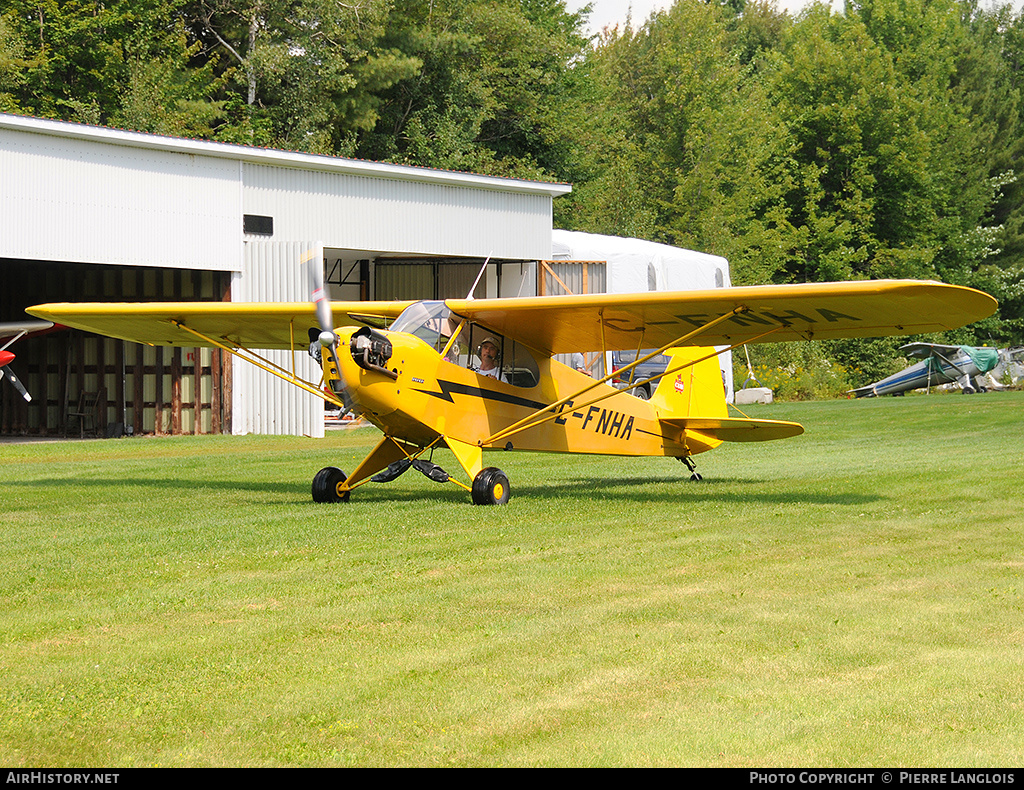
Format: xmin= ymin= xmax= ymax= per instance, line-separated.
xmin=412 ymin=379 xmax=549 ymax=411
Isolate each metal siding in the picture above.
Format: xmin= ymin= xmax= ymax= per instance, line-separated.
xmin=233 ymin=240 xmax=323 ymax=437
xmin=375 ymin=264 xmax=434 ymax=301
xmin=436 ymin=263 xmax=482 ymax=299
xmin=0 ymin=127 xmax=240 ymax=270
xmin=242 ymin=164 xmax=552 ymax=260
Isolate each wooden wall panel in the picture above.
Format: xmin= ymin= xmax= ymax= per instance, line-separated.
xmin=1 ymin=259 xmax=232 ymax=437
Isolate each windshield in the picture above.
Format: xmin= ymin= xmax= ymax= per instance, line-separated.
xmin=390 ymin=301 xmax=459 ymax=353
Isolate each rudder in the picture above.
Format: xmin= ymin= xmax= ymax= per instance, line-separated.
xmin=649 ymin=346 xmax=729 ymax=419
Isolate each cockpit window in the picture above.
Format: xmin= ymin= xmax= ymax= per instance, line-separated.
xmin=390 ymin=302 xmax=540 ymax=388
xmin=454 ymin=322 xmax=540 ymax=388
xmin=390 ymin=301 xmax=459 ymax=354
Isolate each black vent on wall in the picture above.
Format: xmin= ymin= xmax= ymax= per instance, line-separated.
xmin=243 ymin=215 xmax=274 ymax=236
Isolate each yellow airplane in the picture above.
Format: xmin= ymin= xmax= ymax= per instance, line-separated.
xmin=28 ymin=265 xmax=996 ymax=505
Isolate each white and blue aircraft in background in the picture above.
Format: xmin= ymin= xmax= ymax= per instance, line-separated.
xmin=849 ymin=342 xmax=1009 ymax=397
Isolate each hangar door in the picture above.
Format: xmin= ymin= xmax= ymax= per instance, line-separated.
xmin=375 ymin=260 xmax=488 ymax=301
xmin=538 ymin=259 xmax=607 ymax=378
xmin=0 ymin=260 xmax=231 ymax=437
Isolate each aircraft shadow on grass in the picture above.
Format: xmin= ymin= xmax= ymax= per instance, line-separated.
xmin=491 ymin=475 xmax=883 ymax=508
xmin=11 ymin=473 xmax=883 ymax=507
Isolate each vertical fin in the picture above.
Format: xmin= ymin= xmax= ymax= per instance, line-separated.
xmin=649 ymin=346 xmax=728 ymax=420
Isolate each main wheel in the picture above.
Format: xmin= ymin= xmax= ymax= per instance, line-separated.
xmin=472 ymin=467 xmax=511 ymax=505
xmin=312 ymin=466 xmax=350 ymax=503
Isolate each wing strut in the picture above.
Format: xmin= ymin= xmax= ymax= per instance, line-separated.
xmin=490 ymin=326 xmax=784 ymax=447
xmin=170 ymin=319 xmax=345 ymax=408
xmin=483 ymin=306 xmax=763 ymax=446
xmin=0 ymin=330 xmax=27 ymax=353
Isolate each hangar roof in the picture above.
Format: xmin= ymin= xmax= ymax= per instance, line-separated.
xmin=0 ymin=112 xmax=571 ymax=197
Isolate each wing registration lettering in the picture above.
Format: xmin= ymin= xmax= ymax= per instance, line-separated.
xmin=676 ymin=307 xmax=863 ymax=330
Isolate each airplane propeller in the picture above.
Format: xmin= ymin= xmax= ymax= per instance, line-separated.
xmin=0 ymin=321 xmax=53 ymax=403
xmin=1 ymin=352 xmax=33 ymax=401
xmin=303 ymin=246 xmax=353 ymax=411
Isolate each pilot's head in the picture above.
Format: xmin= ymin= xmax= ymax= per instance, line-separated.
xmin=478 ymin=337 xmax=500 ymax=368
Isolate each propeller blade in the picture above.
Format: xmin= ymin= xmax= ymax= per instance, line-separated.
xmin=3 ymin=366 xmax=32 ymax=402
xmin=303 ymin=245 xmax=351 ymax=409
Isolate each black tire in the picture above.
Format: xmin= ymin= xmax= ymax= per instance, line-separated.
xmin=632 ymin=386 xmax=650 ymax=400
xmin=312 ymin=466 xmax=350 ymax=503
xmin=471 ymin=467 xmax=511 ymax=505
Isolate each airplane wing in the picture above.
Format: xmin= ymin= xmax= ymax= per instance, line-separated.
xmin=446 ymin=280 xmax=997 ymax=356
xmin=25 ymin=302 xmax=415 ymax=350
xmin=26 ymin=280 xmax=995 ymax=355
xmin=1 ymin=320 xmax=56 ymax=355
xmin=898 ymin=342 xmax=963 ymax=359
xmin=1 ymin=320 xmax=54 ymax=342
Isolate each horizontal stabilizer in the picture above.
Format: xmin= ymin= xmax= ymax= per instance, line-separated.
xmin=661 ymin=416 xmax=804 ymax=443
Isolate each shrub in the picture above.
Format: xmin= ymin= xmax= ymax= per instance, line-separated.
xmin=735 ymin=341 xmax=854 ymax=400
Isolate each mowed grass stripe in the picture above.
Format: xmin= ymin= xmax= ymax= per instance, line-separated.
xmin=1 ymin=392 xmax=1021 ymax=766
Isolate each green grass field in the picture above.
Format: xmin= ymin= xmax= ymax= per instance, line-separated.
xmin=2 ymin=392 xmax=1022 ymax=767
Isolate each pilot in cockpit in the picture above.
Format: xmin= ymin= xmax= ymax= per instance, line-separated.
xmin=475 ymin=337 xmax=506 ymax=382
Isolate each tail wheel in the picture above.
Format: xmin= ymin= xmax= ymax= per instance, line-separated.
xmin=472 ymin=467 xmax=511 ymax=506
xmin=312 ymin=466 xmax=351 ymax=503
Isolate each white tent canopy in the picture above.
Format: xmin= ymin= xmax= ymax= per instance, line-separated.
xmin=551 ymin=230 xmax=730 ymax=292
xmin=550 ymin=230 xmax=734 ymax=400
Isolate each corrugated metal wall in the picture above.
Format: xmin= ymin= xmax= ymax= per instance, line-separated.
xmin=375 ymin=261 xmax=484 ymax=301
xmin=233 ymin=240 xmax=324 ymax=437
xmin=0 ymin=127 xmax=240 ymax=270
xmin=242 ymin=164 xmax=554 ymax=261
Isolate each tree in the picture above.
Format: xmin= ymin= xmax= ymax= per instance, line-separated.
xmin=352 ymin=0 xmax=590 ymax=176
xmin=560 ymin=0 xmax=794 ymax=284
xmin=184 ymin=0 xmax=424 ymax=152
xmin=0 ymin=1 xmax=225 ymax=134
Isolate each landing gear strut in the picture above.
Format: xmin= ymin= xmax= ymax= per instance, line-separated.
xmin=678 ymin=456 xmax=702 ymax=482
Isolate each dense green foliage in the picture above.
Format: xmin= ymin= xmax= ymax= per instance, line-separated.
xmin=3 ymin=0 xmax=1023 ymax=357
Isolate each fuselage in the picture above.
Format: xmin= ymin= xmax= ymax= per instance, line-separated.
xmin=856 ymin=350 xmax=981 ymax=397
xmin=333 ymin=321 xmax=708 ymax=459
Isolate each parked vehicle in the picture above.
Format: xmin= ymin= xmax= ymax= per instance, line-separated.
xmin=610 ymin=349 xmax=670 ymax=399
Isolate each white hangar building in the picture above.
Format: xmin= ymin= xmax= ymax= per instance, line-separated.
xmin=0 ymin=113 xmax=570 ymax=438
